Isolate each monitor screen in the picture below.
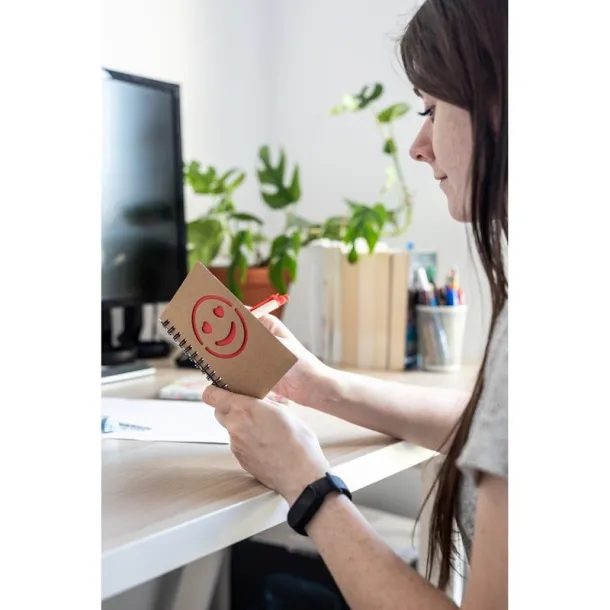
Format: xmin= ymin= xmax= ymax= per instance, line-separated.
xmin=102 ymin=69 xmax=186 ymax=306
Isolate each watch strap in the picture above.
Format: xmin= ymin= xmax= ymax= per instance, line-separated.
xmin=287 ymin=473 xmax=352 ymax=536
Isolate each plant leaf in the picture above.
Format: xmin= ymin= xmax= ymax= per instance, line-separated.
xmin=373 ymin=203 xmax=389 ymax=225
xmin=289 ymin=166 xmax=301 ymax=201
xmin=377 ymin=102 xmax=410 ymax=123
xmin=218 ymin=168 xmax=238 ymax=185
xmin=278 ymin=151 xmax=286 ymax=182
xmin=231 ymin=212 xmax=264 ymax=225
xmin=269 ymin=261 xmax=286 ymax=294
xmin=187 ymin=218 xmax=224 ymax=265
xmin=286 ymin=211 xmax=314 ymax=229
xmin=321 ymin=215 xmax=347 ymax=241
xmin=383 ymin=138 xmax=397 ymax=155
xmin=261 ymin=191 xmax=291 ymax=209
xmin=257 ymin=146 xmax=302 ymax=209
xmin=331 ymin=84 xmax=383 ymax=115
xmin=268 ymin=233 xmax=301 ymax=292
xmin=184 ymin=161 xmax=246 ymax=197
xmin=230 ymin=229 xmax=255 ymax=258
xmin=356 ymin=83 xmax=384 ymax=109
xmin=226 ymin=171 xmax=246 ymax=192
xmin=345 ymin=199 xmax=366 ymax=212
xmin=363 ymin=224 xmax=378 ymax=252
xmin=227 ymin=230 xmax=256 ymax=297
xmin=212 ymin=197 xmax=236 ymax=215
xmin=342 ymin=201 xmax=388 ymax=256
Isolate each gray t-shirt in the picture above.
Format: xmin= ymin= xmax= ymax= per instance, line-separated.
xmin=456 ymin=303 xmax=508 ymax=561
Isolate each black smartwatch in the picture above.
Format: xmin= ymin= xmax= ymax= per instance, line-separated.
xmin=287 ymin=473 xmax=352 ymax=536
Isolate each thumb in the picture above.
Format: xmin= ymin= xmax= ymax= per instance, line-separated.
xmin=202 ymin=385 xmax=232 ymax=414
xmin=257 ymin=313 xmax=295 ymax=340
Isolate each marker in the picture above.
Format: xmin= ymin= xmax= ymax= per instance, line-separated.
xmin=250 ymin=293 xmax=289 ymax=318
xmin=445 ymin=267 xmax=460 ymax=305
xmin=446 ymin=288 xmax=457 ymax=306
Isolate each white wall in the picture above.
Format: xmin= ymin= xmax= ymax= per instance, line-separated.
xmin=270 ymin=0 xmax=490 ymax=359
xmin=102 ymin=0 xmax=273 ymax=224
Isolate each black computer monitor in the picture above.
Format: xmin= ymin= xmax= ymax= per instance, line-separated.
xmin=101 ymin=68 xmax=187 ymax=372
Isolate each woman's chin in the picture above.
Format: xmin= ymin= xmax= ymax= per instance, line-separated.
xmin=447 ymin=196 xmax=470 ymax=223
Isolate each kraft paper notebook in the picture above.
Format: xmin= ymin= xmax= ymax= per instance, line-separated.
xmin=159 ymin=262 xmax=297 ymax=398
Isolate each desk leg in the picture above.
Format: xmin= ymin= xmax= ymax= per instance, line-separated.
xmin=154 ymin=569 xmax=183 ymax=610
xmin=163 ymin=549 xmax=229 ymax=610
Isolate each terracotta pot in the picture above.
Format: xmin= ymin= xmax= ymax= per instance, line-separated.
xmin=208 ymin=266 xmax=290 ymax=319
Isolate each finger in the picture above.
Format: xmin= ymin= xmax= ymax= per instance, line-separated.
xmin=214 ymin=408 xmax=228 ymax=428
xmin=257 ymin=313 xmax=295 ymax=339
xmin=202 ymin=385 xmax=233 ymax=414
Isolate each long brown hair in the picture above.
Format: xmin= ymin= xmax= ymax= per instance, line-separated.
xmin=400 ymin=0 xmax=508 ymax=590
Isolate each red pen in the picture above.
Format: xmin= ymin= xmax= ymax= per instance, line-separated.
xmin=250 ymin=293 xmax=289 ymax=318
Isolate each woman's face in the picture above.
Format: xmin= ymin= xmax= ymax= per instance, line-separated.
xmin=409 ymin=93 xmax=473 ymax=222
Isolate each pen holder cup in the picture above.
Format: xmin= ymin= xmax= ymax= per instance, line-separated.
xmin=416 ymin=305 xmax=468 ymax=373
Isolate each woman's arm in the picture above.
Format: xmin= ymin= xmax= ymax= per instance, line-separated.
xmin=256 ymin=312 xmax=470 ymax=452
xmin=205 ymin=384 xmax=507 ymax=610
xmin=317 ymin=369 xmax=470 ymax=452
xmin=294 ymin=472 xmax=507 ymax=610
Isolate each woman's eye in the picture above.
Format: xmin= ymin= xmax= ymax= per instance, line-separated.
xmin=417 ymin=107 xmax=435 ymax=123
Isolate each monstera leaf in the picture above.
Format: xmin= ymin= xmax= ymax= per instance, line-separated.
xmin=184 ymin=161 xmax=245 ymax=196
xmin=257 ymin=146 xmax=301 ymax=209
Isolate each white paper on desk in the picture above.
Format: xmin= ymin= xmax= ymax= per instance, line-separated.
xmin=101 ymin=398 xmax=229 ymax=444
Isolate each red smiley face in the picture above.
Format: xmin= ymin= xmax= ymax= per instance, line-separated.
xmin=191 ymin=295 xmax=248 ymax=359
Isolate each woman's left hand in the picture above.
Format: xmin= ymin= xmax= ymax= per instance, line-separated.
xmin=203 ymin=385 xmax=330 ymax=505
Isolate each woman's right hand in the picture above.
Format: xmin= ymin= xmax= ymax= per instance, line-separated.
xmin=256 ymin=313 xmax=337 ymax=409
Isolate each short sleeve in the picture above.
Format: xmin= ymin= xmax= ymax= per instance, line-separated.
xmin=457 ymin=306 xmax=508 ymax=484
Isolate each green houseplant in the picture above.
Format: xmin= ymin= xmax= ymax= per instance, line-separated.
xmin=184 ymin=81 xmax=413 ymax=300
xmin=184 ymin=147 xmax=304 ymax=302
xmin=329 ymin=82 xmax=414 ymax=260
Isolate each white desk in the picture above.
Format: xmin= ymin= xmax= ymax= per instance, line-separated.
xmin=102 ymin=362 xmax=476 ymax=600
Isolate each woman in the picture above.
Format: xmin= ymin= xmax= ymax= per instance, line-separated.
xmin=204 ymin=0 xmax=508 ymax=607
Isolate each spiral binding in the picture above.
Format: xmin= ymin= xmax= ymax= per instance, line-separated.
xmin=161 ymin=319 xmax=228 ymax=389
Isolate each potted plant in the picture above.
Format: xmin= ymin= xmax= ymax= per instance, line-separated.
xmin=184 ymin=147 xmax=304 ymax=315
xmin=184 ymin=82 xmax=413 ymax=313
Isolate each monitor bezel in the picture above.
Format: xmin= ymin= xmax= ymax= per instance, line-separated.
xmin=101 ymin=67 xmax=188 ymax=309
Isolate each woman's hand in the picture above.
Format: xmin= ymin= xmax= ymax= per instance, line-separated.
xmin=203 ymin=384 xmax=329 ymax=505
xmin=256 ymin=313 xmax=337 ymax=408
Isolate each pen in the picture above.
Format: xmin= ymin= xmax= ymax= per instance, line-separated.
xmin=101 ymin=415 xmax=151 ymax=434
xmin=250 ymin=293 xmax=289 ymax=318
